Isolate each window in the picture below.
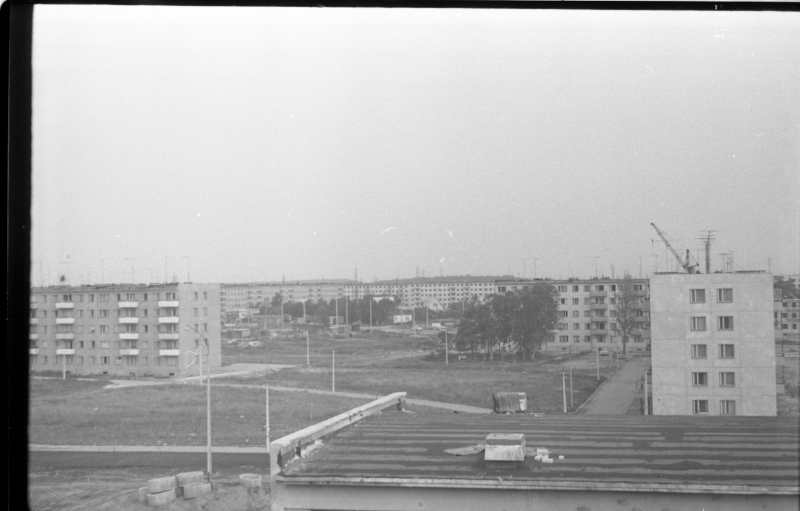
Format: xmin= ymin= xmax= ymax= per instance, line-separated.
xmin=100 ymin=309 xmax=109 ymax=318
xmin=166 ymin=357 xmax=177 ymax=367
xmin=717 ymin=288 xmax=733 ymax=303
xmin=596 ymin=285 xmax=605 ymax=291
xmin=610 ymin=285 xmax=616 ymax=292
xmin=573 ymin=336 xmax=580 ymax=342
xmin=194 ymin=308 xmax=199 ymax=316
xmin=559 ymin=335 xmax=569 ymax=342
xmin=90 ymin=341 xmax=96 ymax=348
xmin=690 ymin=289 xmax=706 ymax=303
xmin=100 ymin=341 xmax=109 ymax=349
xmin=572 ymin=298 xmax=579 ymax=305
xmin=558 ymin=285 xmax=567 ymax=292
xmin=78 ymin=340 xmax=84 ymax=349
xmin=693 ymin=400 xmax=709 ymax=414
xmin=558 ymin=323 xmax=568 ymax=330
xmin=584 ymin=311 xmax=591 ymax=317
xmin=203 ymin=291 xmax=208 ymax=300
xmin=633 ymin=284 xmax=643 ymax=291
xmin=610 ymin=323 xmax=617 ymax=331
xmin=42 ymin=356 xmax=47 ymax=364
xmin=690 ymin=316 xmax=707 ymax=331
xmin=89 ymin=356 xmax=95 ymax=365
xmin=558 ymin=311 xmax=569 ymax=318
xmin=583 ymin=298 xmax=591 ymax=305
xmin=633 ymin=335 xmax=642 ymax=343
xmin=573 ymin=323 xmax=580 ymax=330
xmin=572 ymin=286 xmax=579 ymax=292
xmin=203 ymin=323 xmax=208 ymax=331
xmin=142 ymin=293 xmax=148 ymax=301
xmin=76 ymin=356 xmax=83 ymax=365
xmin=203 ymin=307 xmax=208 ymax=316
xmin=115 ymin=357 xmax=123 ymax=365
xmin=100 ymin=325 xmax=109 ymax=333
xmin=90 ymin=310 xmax=95 ymax=318
xmin=584 ymin=336 xmax=591 ymax=343
xmin=719 ymin=372 xmax=735 ymax=386
xmin=719 ymin=344 xmax=735 ymax=358
xmin=718 ymin=316 xmax=734 ymax=331
xmin=100 ymin=356 xmax=109 ymax=365
xmin=720 ymin=400 xmax=736 ymax=415
xmin=692 ymin=372 xmax=708 ymax=386
xmin=691 ymin=344 xmax=707 ymax=358
xmin=585 ymin=323 xmax=591 ymax=330
xmin=584 ymin=285 xmax=590 ymax=291
xmin=609 ymin=298 xmax=616 ymax=304
xmin=572 ymin=310 xmax=580 ymax=317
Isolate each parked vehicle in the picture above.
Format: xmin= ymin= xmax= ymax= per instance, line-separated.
xmin=599 ymin=347 xmax=609 ymax=356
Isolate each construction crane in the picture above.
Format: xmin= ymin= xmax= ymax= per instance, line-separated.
xmin=650 ymin=223 xmax=700 ymax=274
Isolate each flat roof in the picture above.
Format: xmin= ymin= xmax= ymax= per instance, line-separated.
xmin=280 ymin=413 xmax=799 ymax=494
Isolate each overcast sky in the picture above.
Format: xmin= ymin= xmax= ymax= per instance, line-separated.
xmin=31 ymin=6 xmax=800 ymax=285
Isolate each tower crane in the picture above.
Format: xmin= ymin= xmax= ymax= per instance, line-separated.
xmin=650 ymin=223 xmax=700 ymax=274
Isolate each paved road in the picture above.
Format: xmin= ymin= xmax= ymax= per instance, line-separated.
xmin=579 ymin=356 xmax=647 ymax=415
xmin=29 ymin=451 xmax=268 ymax=472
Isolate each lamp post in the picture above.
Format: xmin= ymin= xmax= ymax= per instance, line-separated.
xmin=185 ymin=324 xmax=213 ymax=478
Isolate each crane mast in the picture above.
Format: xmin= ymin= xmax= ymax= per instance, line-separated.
xmin=650 ymin=223 xmax=699 ymax=274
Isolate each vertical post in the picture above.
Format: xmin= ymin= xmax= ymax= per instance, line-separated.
xmin=335 ymin=298 xmax=338 ymax=326
xmin=369 ymin=298 xmax=372 ymax=329
xmin=266 ymin=383 xmax=270 ymax=453
xmin=596 ymin=348 xmax=600 ymax=381
xmin=445 ymin=330 xmax=448 ymax=365
xmin=206 ymin=341 xmax=212 ymax=477
xmin=62 ymin=352 xmax=66 ymax=380
xmin=562 ymin=370 xmax=567 ymax=413
xmin=332 ymin=347 xmax=335 ymax=393
xmin=643 ymin=369 xmax=649 ymax=416
xmin=306 ymin=331 xmax=310 ymax=367
xmin=569 ymin=367 xmax=573 ymax=408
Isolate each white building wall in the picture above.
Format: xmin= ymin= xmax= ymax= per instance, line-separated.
xmin=650 ymin=273 xmax=776 ymax=416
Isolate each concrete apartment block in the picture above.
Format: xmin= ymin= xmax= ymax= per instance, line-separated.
xmin=29 ymin=282 xmax=221 ymax=378
xmin=650 ymin=272 xmax=776 ymax=416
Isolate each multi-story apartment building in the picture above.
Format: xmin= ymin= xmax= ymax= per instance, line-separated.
xmin=774 ymin=289 xmax=800 ymax=333
xmin=220 ymin=278 xmax=499 ymax=312
xmin=29 ymin=283 xmax=221 ymax=377
xmin=496 ymin=278 xmax=651 ymax=352
xmin=650 ymin=272 xmax=777 ymax=416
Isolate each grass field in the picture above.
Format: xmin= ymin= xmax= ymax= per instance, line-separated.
xmin=222 ymin=337 xmax=619 ymax=412
xmin=29 ymin=378 xmax=375 ymax=446
xmin=778 ymin=358 xmax=799 ymax=416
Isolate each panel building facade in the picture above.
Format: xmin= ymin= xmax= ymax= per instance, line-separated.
xmin=29 ymin=283 xmax=221 ymax=377
xmin=650 ymin=272 xmax=777 ymax=416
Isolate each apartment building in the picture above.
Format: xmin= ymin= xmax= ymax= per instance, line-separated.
xmin=496 ymin=278 xmax=651 ymax=352
xmin=774 ymin=289 xmax=800 ymax=333
xmin=29 ymin=283 xmax=221 ymax=377
xmin=220 ymin=278 xmax=498 ymax=312
xmin=650 ymin=272 xmax=777 ymax=416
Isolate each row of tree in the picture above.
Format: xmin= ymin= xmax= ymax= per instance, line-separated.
xmin=453 ymin=275 xmax=645 ymax=359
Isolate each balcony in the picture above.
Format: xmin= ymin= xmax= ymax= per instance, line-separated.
xmin=158 ymin=333 xmax=180 ymax=340
xmin=56 ymin=333 xmax=75 ymax=340
xmin=30 ymin=300 xmax=38 ymax=308
xmin=590 ymin=290 xmax=608 ymax=297
xmin=30 ymin=318 xmax=39 ymax=325
xmin=590 ymin=302 xmax=607 ymax=310
xmin=118 ymin=301 xmax=138 ymax=308
xmin=119 ymin=348 xmax=140 ymax=356
xmin=158 ymin=301 xmax=179 ymax=307
xmin=29 ymin=348 xmax=39 ymax=355
xmin=29 ymin=333 xmax=39 ymax=340
xmin=159 ymin=349 xmax=180 ymax=357
xmin=158 ymin=317 xmax=179 ymax=324
xmin=56 ymin=302 xmax=75 ymax=309
xmin=56 ymin=318 xmax=75 ymax=324
xmin=56 ymin=348 xmax=76 ymax=355
xmin=119 ymin=317 xmax=139 ymax=324
xmin=119 ymin=333 xmax=139 ymax=340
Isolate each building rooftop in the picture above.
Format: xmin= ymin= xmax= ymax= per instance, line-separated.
xmin=280 ymin=412 xmax=799 ymax=494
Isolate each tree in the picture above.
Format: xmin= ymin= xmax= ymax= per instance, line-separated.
xmin=614 ymin=274 xmax=642 ymax=355
xmin=775 ymin=276 xmax=799 ymax=299
xmin=510 ymin=284 xmax=559 ymax=361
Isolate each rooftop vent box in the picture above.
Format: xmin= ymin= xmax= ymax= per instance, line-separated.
xmin=484 ymin=433 xmax=526 ymax=468
xmin=493 ymin=392 xmax=527 ymax=413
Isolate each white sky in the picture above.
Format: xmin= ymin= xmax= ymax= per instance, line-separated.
xmin=31 ymin=6 xmax=800 ymax=285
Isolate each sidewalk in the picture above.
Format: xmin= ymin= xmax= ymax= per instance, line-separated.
xmin=30 ymin=444 xmax=267 ymax=454
xmin=579 ymin=355 xmax=646 ymax=415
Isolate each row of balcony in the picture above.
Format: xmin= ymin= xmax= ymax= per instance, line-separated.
xmin=31 ymin=316 xmax=180 ymax=325
xmin=30 ymin=348 xmax=180 ymax=357
xmin=29 ymin=332 xmax=181 ymax=340
xmin=32 ymin=300 xmax=179 ymax=310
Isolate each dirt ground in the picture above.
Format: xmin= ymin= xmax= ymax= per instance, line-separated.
xmin=27 ymin=469 xmax=270 ymax=511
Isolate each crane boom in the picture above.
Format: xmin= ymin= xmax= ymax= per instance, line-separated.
xmin=651 ymin=223 xmax=698 ymax=273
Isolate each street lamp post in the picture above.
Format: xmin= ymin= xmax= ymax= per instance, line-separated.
xmin=185 ymin=324 xmax=213 ymax=478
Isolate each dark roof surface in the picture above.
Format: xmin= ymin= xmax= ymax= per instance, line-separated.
xmin=281 ymin=412 xmax=799 ymax=492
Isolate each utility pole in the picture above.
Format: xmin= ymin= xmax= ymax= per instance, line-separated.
xmin=561 ymin=369 xmax=567 ymax=413
xmin=596 ymin=348 xmax=600 ymax=381
xmin=445 ymin=330 xmax=448 ymax=365
xmin=185 ymin=324 xmax=212 ymax=477
xmin=266 ymin=383 xmax=270 ymax=453
xmin=306 ymin=331 xmax=310 ymax=367
xmin=569 ymin=367 xmax=573 ymax=408
xmin=643 ymin=370 xmax=649 ymax=416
